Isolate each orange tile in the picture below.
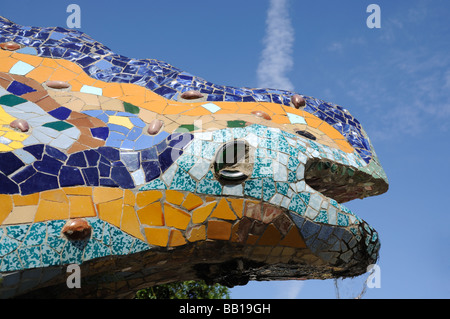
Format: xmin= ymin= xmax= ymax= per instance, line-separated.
xmin=136 ymin=190 xmax=163 ymax=207
xmin=192 ymin=202 xmax=216 ymax=224
xmin=122 ymin=95 xmax=146 ymax=106
xmin=271 ymin=114 xmax=291 ymax=125
xmin=121 ymin=205 xmax=145 ymax=241
xmin=305 ymin=117 xmax=323 ymax=128
xmin=227 ymin=198 xmax=244 ymax=218
xmin=101 ymin=82 xmax=124 ymax=98
xmin=165 ymin=190 xmax=184 ymax=206
xmin=123 ymin=189 xmax=136 ymax=206
xmin=69 ymin=196 xmax=96 ymax=218
xmin=168 ymin=229 xmax=187 ymax=247
xmin=187 ymin=225 xmax=206 ymax=242
xmin=144 ymin=227 xmax=169 ymax=247
xmin=164 ymin=204 xmax=191 ymax=230
xmin=49 ymin=67 xmax=78 ymax=82
xmin=164 ymin=104 xmax=194 ymax=115
xmin=23 ymin=65 xmax=53 ymax=83
xmin=182 ymin=107 xmax=213 ymax=116
xmin=182 ymin=193 xmax=203 ymax=211
xmin=56 ymin=59 xmax=84 ymax=74
xmin=257 ymin=224 xmax=281 ymax=246
xmin=140 ymin=100 xmax=167 ymax=114
xmin=207 ymin=220 xmax=232 ymax=241
xmin=34 ymin=199 xmax=69 ymax=222
xmin=63 ymin=187 xmax=92 ymax=196
xmin=279 ymin=226 xmax=306 ymax=248
xmin=121 ymin=83 xmax=147 ymax=97
xmin=318 ymin=122 xmax=345 ymax=140
xmin=0 ymin=195 xmax=13 ymax=224
xmin=13 ymin=52 xmax=43 ymax=67
xmin=211 ymin=198 xmax=237 ymax=220
xmin=75 ymin=72 xmax=96 ymax=86
xmin=41 ymin=58 xmax=60 ymax=68
xmin=12 ymin=193 xmax=39 ymax=206
xmin=137 ymin=202 xmax=165 ymax=226
xmin=41 ymin=189 xmax=68 ymax=203
xmin=97 ymin=199 xmax=122 ymax=228
xmin=93 ymin=187 xmax=123 ymax=204
xmin=334 ymin=139 xmax=354 ymax=153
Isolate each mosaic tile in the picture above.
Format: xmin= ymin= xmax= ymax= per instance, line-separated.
xmin=0 ymin=17 xmax=389 ymax=298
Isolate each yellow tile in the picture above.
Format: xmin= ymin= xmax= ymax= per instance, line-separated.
xmin=108 ymin=115 xmax=134 ymax=130
xmin=63 ymin=186 xmax=93 ymax=196
xmin=165 ymin=190 xmax=185 ymax=206
xmin=12 ymin=193 xmax=39 ymax=206
xmin=123 ymin=189 xmax=136 ymax=206
xmin=3 ymin=130 xmax=28 ymax=141
xmin=136 ymin=190 xmax=163 ymax=207
xmin=41 ymin=189 xmax=68 ymax=203
xmin=7 ymin=141 xmax=23 ymax=149
xmin=93 ymin=187 xmax=123 ymax=204
xmin=182 ymin=193 xmax=203 ymax=211
xmin=144 ymin=227 xmax=169 ymax=247
xmin=192 ymin=202 xmax=216 ymax=224
xmin=97 ymin=199 xmax=122 ymax=228
xmin=207 ymin=220 xmax=232 ymax=241
xmin=2 ymin=205 xmax=37 ymax=225
xmin=164 ymin=204 xmax=190 ymax=230
xmin=168 ymin=229 xmax=187 ymax=247
xmin=69 ymin=196 xmax=96 ymax=218
xmin=0 ymin=194 xmax=13 ymax=224
xmin=227 ymin=198 xmax=244 ymax=218
xmin=0 ymin=144 xmax=12 ymax=152
xmin=210 ymin=198 xmax=237 ymax=220
xmin=137 ymin=202 xmax=165 ymax=226
xmin=187 ymin=225 xmax=206 ymax=242
xmin=121 ymin=205 xmax=145 ymax=241
xmin=34 ymin=199 xmax=69 ymax=222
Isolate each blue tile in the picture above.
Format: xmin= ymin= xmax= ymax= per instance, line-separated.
xmin=66 ymin=152 xmax=87 ymax=167
xmin=45 ymin=145 xmax=67 ymax=161
xmin=141 ymin=161 xmax=161 ymax=182
xmin=0 ymin=172 xmax=19 ymax=194
xmin=7 ymin=81 xmax=36 ymax=96
xmin=111 ymin=166 xmax=134 ymax=188
xmin=81 ymin=167 xmax=99 ymax=186
xmin=59 ymin=166 xmax=85 ymax=187
xmin=0 ymin=152 xmax=24 ymax=175
xmin=48 ymin=106 xmax=72 ymax=120
xmin=33 ymin=155 xmax=62 ymax=175
xmin=20 ymin=172 xmax=58 ymax=195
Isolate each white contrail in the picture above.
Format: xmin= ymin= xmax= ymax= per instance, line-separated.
xmin=257 ymin=0 xmax=295 ymax=91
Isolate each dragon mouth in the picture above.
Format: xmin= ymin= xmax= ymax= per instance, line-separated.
xmin=304 ymin=158 xmax=389 ymax=203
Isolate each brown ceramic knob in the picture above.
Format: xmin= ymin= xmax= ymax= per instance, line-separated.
xmin=10 ymin=119 xmax=29 ymax=132
xmin=291 ymin=94 xmax=306 ymax=108
xmin=45 ymin=80 xmax=71 ymax=89
xmin=180 ymin=90 xmax=203 ymax=100
xmin=251 ymin=110 xmax=271 ymax=121
xmin=62 ymin=218 xmax=92 ymax=240
xmin=147 ymin=119 xmax=164 ymax=135
xmin=0 ymin=41 xmax=21 ymax=51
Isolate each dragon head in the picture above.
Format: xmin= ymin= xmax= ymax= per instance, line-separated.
xmin=0 ymin=16 xmax=387 ymax=298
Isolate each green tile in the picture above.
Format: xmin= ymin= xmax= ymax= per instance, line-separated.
xmin=123 ymin=102 xmax=140 ymax=114
xmin=42 ymin=121 xmax=74 ymax=131
xmin=175 ymin=124 xmax=198 ymax=132
xmin=227 ymin=120 xmax=246 ymax=128
xmin=0 ymin=94 xmax=27 ymax=107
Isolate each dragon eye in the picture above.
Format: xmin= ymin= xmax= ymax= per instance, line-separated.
xmin=214 ymin=140 xmax=249 ymax=182
xmin=296 ymin=130 xmax=316 ymax=141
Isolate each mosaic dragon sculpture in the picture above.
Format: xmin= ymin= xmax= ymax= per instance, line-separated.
xmin=0 ymin=17 xmax=388 ymax=298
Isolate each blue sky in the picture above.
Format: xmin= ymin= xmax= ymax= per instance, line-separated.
xmin=1 ymin=0 xmax=449 ymax=298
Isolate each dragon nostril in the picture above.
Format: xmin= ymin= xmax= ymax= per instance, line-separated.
xmin=62 ymin=218 xmax=92 ymax=240
xmin=251 ymin=110 xmax=272 ymax=121
xmin=181 ymin=90 xmax=203 ymax=100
